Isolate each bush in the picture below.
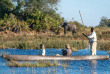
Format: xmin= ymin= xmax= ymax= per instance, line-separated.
xmin=18 ymin=43 xmax=27 ymax=49
xmin=0 ymin=13 xmax=28 ymax=33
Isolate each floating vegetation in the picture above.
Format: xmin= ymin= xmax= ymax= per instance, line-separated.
xmin=7 ymin=60 xmax=59 ymax=67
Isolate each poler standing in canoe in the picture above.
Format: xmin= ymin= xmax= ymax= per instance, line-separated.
xmin=82 ymin=27 xmax=97 ymax=55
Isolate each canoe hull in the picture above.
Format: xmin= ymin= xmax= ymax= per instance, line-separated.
xmin=2 ymin=55 xmax=109 ymax=61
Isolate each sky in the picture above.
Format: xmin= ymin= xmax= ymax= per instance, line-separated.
xmin=57 ymin=0 xmax=110 ymax=27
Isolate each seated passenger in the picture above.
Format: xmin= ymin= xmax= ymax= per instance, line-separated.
xmin=40 ymin=44 xmax=45 ymax=56
xmin=62 ymin=44 xmax=72 ymax=56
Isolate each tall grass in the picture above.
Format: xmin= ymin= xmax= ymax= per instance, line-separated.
xmin=0 ymin=27 xmax=110 ymax=50
xmin=0 ymin=32 xmax=88 ymax=50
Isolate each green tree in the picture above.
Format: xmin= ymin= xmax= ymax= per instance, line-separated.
xmin=23 ymin=0 xmax=60 ymax=12
xmin=0 ymin=0 xmax=63 ymax=32
xmin=0 ymin=0 xmax=14 ymax=18
xmin=0 ymin=0 xmax=25 ymax=18
xmin=98 ymin=16 xmax=110 ymax=27
xmin=22 ymin=0 xmax=62 ymax=32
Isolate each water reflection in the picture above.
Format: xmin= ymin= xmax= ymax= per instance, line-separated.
xmin=90 ymin=60 xmax=97 ymax=74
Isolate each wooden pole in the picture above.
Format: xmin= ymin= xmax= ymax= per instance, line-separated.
xmin=79 ymin=10 xmax=84 ymax=25
xmin=2 ymin=55 xmax=109 ymax=61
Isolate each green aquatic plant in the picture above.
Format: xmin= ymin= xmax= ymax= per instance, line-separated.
xmin=7 ymin=60 xmax=59 ymax=67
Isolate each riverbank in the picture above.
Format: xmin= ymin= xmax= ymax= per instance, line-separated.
xmin=0 ymin=27 xmax=110 ymax=50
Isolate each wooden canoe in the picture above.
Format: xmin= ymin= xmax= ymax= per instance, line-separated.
xmin=2 ymin=55 xmax=109 ymax=61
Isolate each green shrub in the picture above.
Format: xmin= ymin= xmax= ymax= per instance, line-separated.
xmin=18 ymin=43 xmax=27 ymax=49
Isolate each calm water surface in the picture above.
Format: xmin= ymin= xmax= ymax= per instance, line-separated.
xmin=0 ymin=49 xmax=110 ymax=74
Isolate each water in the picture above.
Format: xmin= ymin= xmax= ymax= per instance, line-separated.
xmin=0 ymin=49 xmax=110 ymax=74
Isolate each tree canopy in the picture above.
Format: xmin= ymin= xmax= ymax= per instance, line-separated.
xmin=98 ymin=16 xmax=110 ymax=27
xmin=0 ymin=0 xmax=60 ymax=17
xmin=0 ymin=0 xmax=87 ymax=33
xmin=0 ymin=0 xmax=64 ymax=32
xmin=0 ymin=0 xmax=14 ymax=18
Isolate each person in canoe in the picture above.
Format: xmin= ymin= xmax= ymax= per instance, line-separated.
xmin=56 ymin=44 xmax=72 ymax=56
xmin=62 ymin=44 xmax=72 ymax=56
xmin=82 ymin=27 xmax=97 ymax=55
xmin=40 ymin=44 xmax=45 ymax=56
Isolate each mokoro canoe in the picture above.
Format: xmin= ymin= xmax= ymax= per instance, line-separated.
xmin=2 ymin=55 xmax=109 ymax=61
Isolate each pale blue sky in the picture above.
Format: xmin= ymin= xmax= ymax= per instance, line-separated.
xmin=57 ymin=0 xmax=110 ymax=27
